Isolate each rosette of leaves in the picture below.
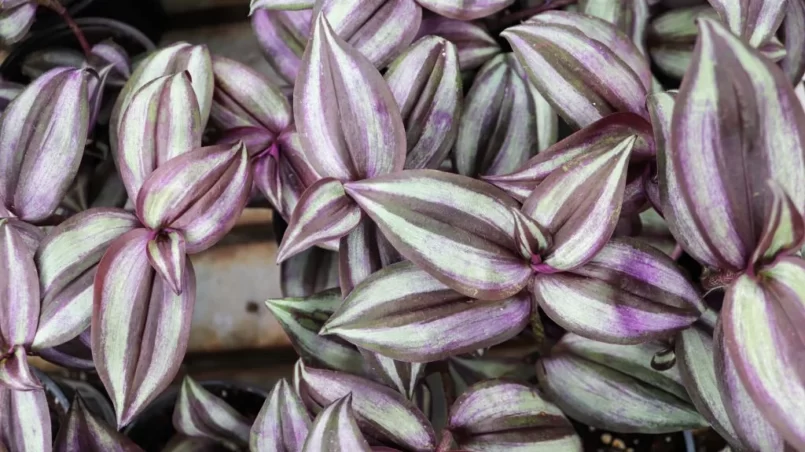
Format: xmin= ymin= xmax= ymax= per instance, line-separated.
xmin=650 ymin=17 xmax=805 ymax=449
xmin=0 ymin=67 xmax=91 ymax=451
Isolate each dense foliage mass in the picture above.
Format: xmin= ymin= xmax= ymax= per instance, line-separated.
xmin=1 ymin=0 xmax=805 ymax=450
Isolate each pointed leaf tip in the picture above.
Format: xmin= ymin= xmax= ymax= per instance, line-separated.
xmin=539 ymin=334 xmax=708 ymax=433
xmin=92 ymin=229 xmax=196 ymax=428
xmin=147 ymin=230 xmax=186 ymax=295
xmin=277 ymin=178 xmax=361 ymax=263
xmin=344 ymin=169 xmax=531 ymax=300
xmin=504 ymin=12 xmax=649 ymax=129
xmin=33 ymin=208 xmax=140 ymax=350
xmin=523 ymin=135 xmax=635 ymax=271
xmin=448 ymin=380 xmax=582 ymax=451
xmin=210 ymin=55 xmax=291 ymax=133
xmin=455 ymin=54 xmax=537 ymax=178
xmin=665 ymin=18 xmax=805 ymax=271
xmin=325 ymin=261 xmax=531 ymax=362
xmin=299 ymin=364 xmax=436 ymax=451
xmin=534 ymin=238 xmax=703 ymax=345
xmin=251 ymin=379 xmax=311 ymax=452
xmin=173 ymin=376 xmax=251 ymax=447
xmin=137 ymin=142 xmax=252 ymax=254
xmin=0 ymin=67 xmax=90 ymax=222
xmin=302 ymin=394 xmax=371 ymax=452
xmin=294 ymin=14 xmax=406 ymax=181
xmin=263 ymin=289 xmax=363 ymax=374
xmin=54 ymin=396 xmax=143 ymax=452
xmin=385 ymin=35 xmax=462 ymax=170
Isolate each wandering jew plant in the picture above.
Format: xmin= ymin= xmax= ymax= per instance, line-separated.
xmin=3 ymin=0 xmax=805 ymax=450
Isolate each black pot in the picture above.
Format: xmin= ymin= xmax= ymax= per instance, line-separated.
xmin=0 ymin=17 xmax=155 ymax=83
xmin=29 ymin=0 xmax=165 ymax=42
xmin=124 ymin=380 xmax=268 ymax=451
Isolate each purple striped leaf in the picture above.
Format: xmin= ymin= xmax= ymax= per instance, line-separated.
xmin=385 ymin=36 xmax=462 ymax=170
xmin=0 ymin=220 xmax=40 ymax=351
xmin=251 ymin=8 xmax=312 ymax=85
xmin=676 ymin=325 xmax=741 ymax=448
xmin=210 ymin=55 xmax=291 ymax=133
xmin=117 ymin=73 xmax=202 ymax=203
xmin=302 ymin=394 xmax=371 ymax=452
xmin=54 ymin=396 xmax=143 ymax=452
xmin=708 ymin=0 xmax=786 ymax=48
xmin=0 ymin=346 xmax=39 ymax=390
xmin=359 ymin=351 xmax=424 ymax=400
xmin=621 ymin=165 xmax=651 ymax=216
xmin=455 ymin=54 xmax=537 ymax=177
xmin=344 ymin=170 xmax=531 ymax=301
xmin=527 ymin=79 xmax=559 ymax=153
xmin=579 ymin=0 xmax=650 ymax=55
xmin=415 ymin=17 xmax=501 ymax=71
xmin=447 ymin=380 xmax=582 ymax=451
xmin=337 ymin=221 xmax=383 ymax=297
xmin=37 ymin=332 xmax=94 ymax=371
xmin=251 ymin=0 xmax=313 ymax=11
xmin=483 ymin=113 xmax=654 ymax=201
xmin=249 ymin=130 xmax=322 ymax=221
xmin=534 ymin=238 xmax=703 ymax=344
xmin=647 ymin=6 xmax=716 ymax=79
xmin=33 ymin=208 xmax=140 ymax=350
xmin=677 ymin=324 xmax=782 ymax=451
xmin=294 ymin=14 xmax=406 ymax=181
xmin=111 ymin=42 xmax=213 ymax=151
xmin=749 ymin=181 xmax=805 ymax=267
xmin=136 ymin=142 xmax=252 ymax=254
xmin=0 ymin=1 xmax=35 ymax=44
xmin=512 ymin=208 xmax=551 ymax=260
xmin=713 ymin=321 xmax=783 ymax=451
xmin=722 ymin=257 xmax=805 ymax=449
xmin=0 ymin=388 xmax=51 ymax=452
xmin=781 ymin=0 xmax=805 ymax=83
xmin=538 ymin=334 xmax=708 ymax=433
xmin=92 ymin=229 xmax=196 ymax=428
xmin=526 ymin=10 xmax=652 ymax=93
xmin=323 ymin=261 xmax=530 ymax=362
xmin=0 ymin=68 xmax=89 ymax=222
xmin=251 ymin=379 xmax=312 ymax=452
xmin=89 ymin=40 xmax=132 ymax=86
xmin=298 ymin=364 xmax=437 ymax=451
xmin=415 ymin=0 xmax=513 ymax=20
xmin=280 ymin=246 xmax=339 ymax=297
xmin=315 ymin=0 xmax=422 ymax=69
xmin=503 ymin=12 xmax=649 ymax=129
xmin=264 ymin=289 xmax=364 ymax=374
xmin=664 ymin=18 xmax=805 ymax=272
xmin=277 ymin=178 xmax=362 ymax=263
xmin=522 ymin=136 xmax=634 ymax=272
xmin=146 ymin=230 xmax=186 ymax=295
xmin=173 ymin=377 xmax=251 ymax=447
